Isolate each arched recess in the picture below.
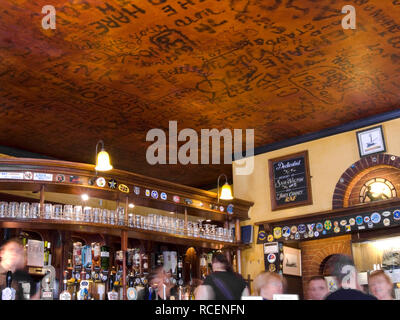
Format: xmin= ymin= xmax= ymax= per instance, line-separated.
xmin=332 ymin=154 xmax=400 ymax=209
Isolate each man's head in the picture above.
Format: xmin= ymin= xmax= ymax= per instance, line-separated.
xmin=368 ymin=270 xmax=393 ymax=300
xmin=253 ymin=272 xmax=284 ymax=300
xmin=307 ymin=276 xmax=329 ymax=300
xmin=0 ymin=238 xmax=25 ymax=272
xmin=148 ymin=266 xmax=165 ymax=290
xmin=328 ymin=254 xmax=358 ymax=289
xmin=211 ymin=253 xmax=232 ymax=272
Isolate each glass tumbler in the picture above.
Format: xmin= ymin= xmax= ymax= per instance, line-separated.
xmin=135 ymin=215 xmax=141 ymax=228
xmin=117 ymin=207 xmax=125 ymax=226
xmin=93 ymin=208 xmax=100 ymax=223
xmin=217 ymin=227 xmax=224 ymax=241
xmin=63 ymin=205 xmax=73 ymax=221
xmin=0 ymin=202 xmax=8 ymax=218
xmin=223 ymin=228 xmax=229 ymax=242
xmin=73 ymin=205 xmax=83 ymax=221
xmin=8 ymin=202 xmax=19 ymax=218
xmin=109 ymin=210 xmax=116 ymax=225
xmin=193 ymin=222 xmax=199 ymax=237
xmin=143 ymin=215 xmax=149 ymax=230
xmin=19 ymin=202 xmax=30 ymax=219
xmin=83 ymin=206 xmax=92 ymax=223
xmin=30 ymin=203 xmax=40 ymax=219
xmin=43 ymin=203 xmax=52 ymax=220
xmin=53 ymin=204 xmax=63 ymax=220
xmin=148 ymin=214 xmax=154 ymax=230
xmin=101 ymin=209 xmax=108 ymax=224
xmin=128 ymin=214 xmax=134 ymax=227
xmin=168 ymin=217 xmax=175 ymax=234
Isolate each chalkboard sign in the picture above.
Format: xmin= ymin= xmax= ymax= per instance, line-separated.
xmin=269 ymin=151 xmax=313 ymax=211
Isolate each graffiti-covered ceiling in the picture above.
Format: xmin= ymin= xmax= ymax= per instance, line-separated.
xmin=0 ymin=0 xmax=399 ymax=188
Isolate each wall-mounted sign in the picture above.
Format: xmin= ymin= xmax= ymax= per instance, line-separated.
xmin=0 ymin=172 xmax=24 ymax=180
xmin=33 ymin=173 xmax=53 ymax=181
xmin=356 ymin=125 xmax=386 ymax=157
xmin=268 ymin=150 xmax=313 ymax=211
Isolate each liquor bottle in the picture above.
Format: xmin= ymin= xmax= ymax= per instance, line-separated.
xmin=77 ymin=270 xmax=89 ymax=300
xmin=47 ymin=242 xmax=52 ymax=266
xmin=44 ymin=241 xmax=48 ymax=266
xmin=67 ymin=268 xmax=77 ymax=300
xmin=107 ymin=273 xmax=118 ymax=300
xmin=200 ymin=253 xmax=208 ymax=280
xmin=92 ymin=243 xmax=101 ymax=270
xmin=94 ymin=275 xmax=105 ymax=300
xmin=59 ymin=270 xmax=72 ymax=300
xmin=142 ymin=252 xmax=149 ymax=274
xmin=41 ymin=272 xmax=53 ymax=300
xmin=2 ymin=271 xmax=16 ymax=300
xmin=177 ymin=255 xmax=184 ymax=287
xmin=100 ymin=246 xmax=110 ymax=270
xmin=126 ymin=271 xmax=137 ymax=300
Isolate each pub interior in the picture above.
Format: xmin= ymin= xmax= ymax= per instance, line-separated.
xmin=0 ymin=0 xmax=399 ymax=301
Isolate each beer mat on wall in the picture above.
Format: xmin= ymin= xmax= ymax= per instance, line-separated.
xmin=257 ymin=225 xmax=267 ymax=244
xmin=258 ymin=207 xmax=400 ymax=243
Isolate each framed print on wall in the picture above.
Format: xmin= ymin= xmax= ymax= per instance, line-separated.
xmin=282 ymin=246 xmax=302 ymax=277
xmin=268 ymin=150 xmax=313 ymax=211
xmin=356 ymin=125 xmax=386 ymax=157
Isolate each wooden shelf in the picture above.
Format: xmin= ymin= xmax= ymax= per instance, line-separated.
xmin=0 ymin=218 xmax=242 ymax=250
xmin=0 ymin=158 xmax=253 ymax=222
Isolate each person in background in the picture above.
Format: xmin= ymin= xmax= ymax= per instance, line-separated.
xmin=0 ymin=238 xmax=39 ymax=300
xmin=307 ymin=276 xmax=329 ymax=300
xmin=253 ymin=271 xmax=285 ymax=300
xmin=195 ymin=253 xmax=249 ymax=300
xmin=368 ymin=270 xmax=394 ymax=300
xmin=138 ymin=266 xmax=177 ymax=300
xmin=324 ymin=254 xmax=376 ymax=300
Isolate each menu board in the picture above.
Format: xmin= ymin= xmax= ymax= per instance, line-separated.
xmin=269 ymin=151 xmax=312 ymax=211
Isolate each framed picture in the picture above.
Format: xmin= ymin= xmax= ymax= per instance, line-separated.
xmin=282 ymin=246 xmax=302 ymax=276
xmin=356 ymin=125 xmax=386 ymax=157
xmin=268 ymin=150 xmax=313 ymax=211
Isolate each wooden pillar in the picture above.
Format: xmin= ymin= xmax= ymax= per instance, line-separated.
xmin=235 ymin=218 xmax=242 ymax=274
xmin=121 ymin=230 xmax=128 ymax=300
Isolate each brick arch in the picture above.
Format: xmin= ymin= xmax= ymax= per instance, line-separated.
xmin=332 ymin=154 xmax=400 ymax=209
xmin=300 ymin=235 xmax=352 ymax=299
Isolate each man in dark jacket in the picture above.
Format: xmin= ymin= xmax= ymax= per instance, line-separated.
xmin=195 ymin=253 xmax=249 ymax=300
xmin=325 ymin=254 xmax=376 ymax=300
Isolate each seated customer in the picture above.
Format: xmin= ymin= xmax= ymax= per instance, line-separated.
xmin=253 ymin=272 xmax=285 ymax=300
xmin=368 ymin=270 xmax=394 ymax=300
xmin=307 ymin=276 xmax=329 ymax=300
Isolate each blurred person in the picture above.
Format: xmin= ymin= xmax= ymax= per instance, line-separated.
xmin=195 ymin=253 xmax=249 ymax=300
xmin=324 ymin=254 xmax=376 ymax=300
xmin=307 ymin=276 xmax=329 ymax=300
xmin=138 ymin=266 xmax=177 ymax=300
xmin=253 ymin=271 xmax=285 ymax=300
xmin=0 ymin=238 xmax=39 ymax=300
xmin=368 ymin=270 xmax=394 ymax=300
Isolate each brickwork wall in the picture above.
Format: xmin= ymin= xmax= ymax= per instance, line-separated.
xmin=332 ymin=154 xmax=400 ymax=209
xmin=300 ymin=235 xmax=352 ymax=299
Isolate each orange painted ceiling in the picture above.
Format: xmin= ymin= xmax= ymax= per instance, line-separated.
xmin=0 ymin=0 xmax=399 ymax=188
